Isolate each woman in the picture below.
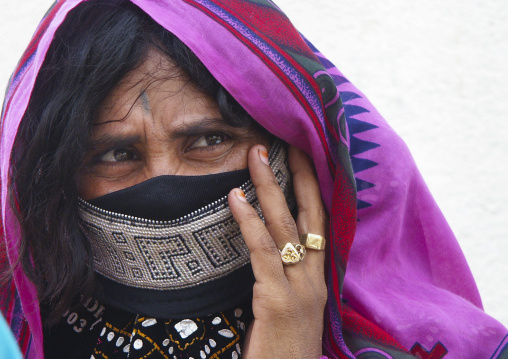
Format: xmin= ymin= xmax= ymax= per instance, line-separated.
xmin=1 ymin=0 xmax=506 ymax=358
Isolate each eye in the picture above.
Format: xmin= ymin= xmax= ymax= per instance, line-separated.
xmin=189 ymin=133 xmax=228 ymax=149
xmin=100 ymin=149 xmax=138 ymax=162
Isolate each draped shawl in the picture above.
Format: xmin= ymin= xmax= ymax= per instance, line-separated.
xmin=1 ymin=1 xmax=507 ymax=358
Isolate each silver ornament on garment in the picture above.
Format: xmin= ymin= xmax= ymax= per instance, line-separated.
xmin=78 ymin=140 xmax=294 ymax=291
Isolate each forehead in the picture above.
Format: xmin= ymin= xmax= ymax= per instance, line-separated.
xmin=95 ymin=48 xmax=217 ymax=127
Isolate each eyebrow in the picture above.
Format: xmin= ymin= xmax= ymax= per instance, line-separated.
xmin=170 ymin=117 xmax=238 ymax=139
xmin=88 ymin=117 xmax=240 ymax=151
xmin=88 ymin=134 xmax=141 ymax=151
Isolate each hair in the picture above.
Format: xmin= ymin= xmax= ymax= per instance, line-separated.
xmin=9 ymin=0 xmax=255 ymax=325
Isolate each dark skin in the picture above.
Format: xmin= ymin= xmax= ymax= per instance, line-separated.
xmin=229 ymin=145 xmax=327 ymax=358
xmin=76 ymin=49 xmax=327 ymax=358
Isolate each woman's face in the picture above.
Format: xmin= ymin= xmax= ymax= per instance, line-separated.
xmin=77 ymin=49 xmax=269 ymax=200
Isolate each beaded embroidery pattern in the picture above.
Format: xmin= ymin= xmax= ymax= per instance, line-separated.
xmin=92 ymin=306 xmax=249 ymax=359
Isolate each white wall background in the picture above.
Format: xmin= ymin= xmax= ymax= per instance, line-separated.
xmin=1 ymin=0 xmax=507 ymax=327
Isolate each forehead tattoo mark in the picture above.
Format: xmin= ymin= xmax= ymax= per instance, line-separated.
xmin=140 ymin=90 xmax=151 ymax=113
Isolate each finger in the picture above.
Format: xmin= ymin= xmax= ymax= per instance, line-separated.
xmin=247 ymin=145 xmax=300 ymax=251
xmin=228 ymin=187 xmax=287 ymax=285
xmin=289 ymin=146 xmax=327 ymax=280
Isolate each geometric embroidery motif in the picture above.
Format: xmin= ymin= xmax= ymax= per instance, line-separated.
xmin=193 ymin=218 xmax=243 ymax=267
xmin=136 ymin=235 xmax=189 ymax=280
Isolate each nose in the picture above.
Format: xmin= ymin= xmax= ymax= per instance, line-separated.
xmin=142 ymin=151 xmax=183 ymax=179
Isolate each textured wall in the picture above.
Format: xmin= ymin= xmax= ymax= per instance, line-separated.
xmin=1 ymin=0 xmax=506 ymax=328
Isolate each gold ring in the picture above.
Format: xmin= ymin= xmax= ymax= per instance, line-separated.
xmin=299 ymin=233 xmax=326 ymax=251
xmin=279 ymin=243 xmax=306 ymax=265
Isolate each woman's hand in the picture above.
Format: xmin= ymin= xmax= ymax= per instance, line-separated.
xmin=228 ymin=145 xmax=328 ymax=359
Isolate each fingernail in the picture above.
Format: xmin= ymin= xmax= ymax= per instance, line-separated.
xmin=258 ymin=147 xmax=269 ymax=166
xmin=234 ymin=188 xmax=247 ymax=203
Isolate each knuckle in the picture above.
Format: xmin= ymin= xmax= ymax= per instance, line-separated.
xmin=266 ymin=213 xmax=297 ymax=239
xmin=280 ymin=213 xmax=296 ymax=230
xmin=280 ymin=214 xmax=297 ymax=235
xmin=254 ymin=232 xmax=277 ymax=254
xmin=297 ymin=278 xmax=328 ymax=310
xmin=299 ymin=205 xmax=326 ymax=227
xmin=277 ymin=213 xmax=297 ymax=235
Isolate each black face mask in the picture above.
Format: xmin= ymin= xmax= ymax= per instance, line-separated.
xmin=89 ymin=169 xmax=251 ymax=221
xmin=80 ymin=140 xmax=293 ymax=319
